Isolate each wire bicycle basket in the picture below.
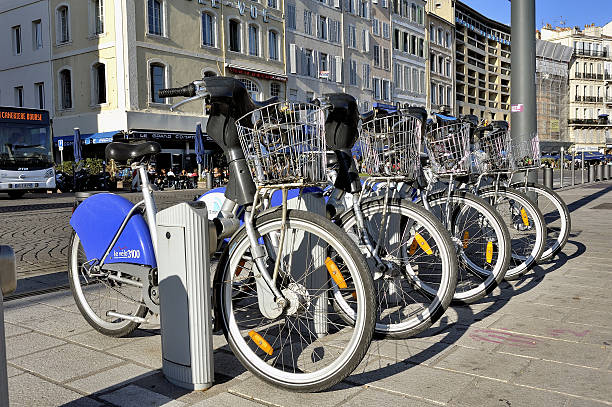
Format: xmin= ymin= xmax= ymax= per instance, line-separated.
xmin=360 ymin=113 xmax=422 ymax=179
xmin=472 ymin=128 xmax=512 ymax=173
xmin=425 ymin=122 xmax=471 ymax=176
xmin=236 ymin=102 xmax=328 ymax=186
xmin=510 ymin=134 xmax=541 ymax=170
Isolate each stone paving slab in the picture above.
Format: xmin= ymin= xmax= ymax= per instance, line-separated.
xmin=2 ymin=181 xmax=612 ymax=406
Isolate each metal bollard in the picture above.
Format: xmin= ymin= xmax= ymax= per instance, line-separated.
xmin=0 ymin=245 xmax=17 ymax=407
xmin=588 ymin=165 xmax=596 ymax=182
xmin=597 ymin=164 xmax=604 ymax=181
xmin=605 ymin=164 xmax=611 ymax=180
xmin=206 ymin=172 xmax=213 ymax=190
xmin=560 ymin=147 xmax=564 ymax=188
xmin=571 ymin=154 xmax=575 ymax=186
xmin=543 ymin=167 xmax=553 ymax=189
xmin=581 ymin=152 xmax=585 ymax=183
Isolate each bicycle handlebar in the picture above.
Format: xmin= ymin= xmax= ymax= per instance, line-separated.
xmin=158 ymin=83 xmax=197 ymax=99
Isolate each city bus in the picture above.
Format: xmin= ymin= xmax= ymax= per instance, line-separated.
xmin=0 ymin=107 xmax=55 ymax=198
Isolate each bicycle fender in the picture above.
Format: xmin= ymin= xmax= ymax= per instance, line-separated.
xmin=70 ymin=193 xmax=157 ymax=267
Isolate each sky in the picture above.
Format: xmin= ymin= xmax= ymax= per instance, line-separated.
xmin=460 ymin=0 xmax=612 ymax=30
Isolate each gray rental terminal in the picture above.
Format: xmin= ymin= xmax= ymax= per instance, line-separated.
xmin=0 ymin=245 xmax=17 ymax=405
xmin=156 ymin=201 xmax=215 ymax=391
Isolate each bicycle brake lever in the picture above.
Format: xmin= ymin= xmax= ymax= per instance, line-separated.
xmin=170 ymin=94 xmax=205 ymax=111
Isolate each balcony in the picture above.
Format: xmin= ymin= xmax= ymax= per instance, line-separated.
xmin=574 ymin=48 xmax=608 ymax=58
xmin=576 ymin=96 xmax=604 ymax=103
xmin=488 ymin=84 xmax=498 ymax=91
xmin=574 ymin=72 xmax=604 ymax=80
xmin=568 ymin=118 xmax=610 ymax=125
xmin=606 ymin=97 xmax=612 ymax=104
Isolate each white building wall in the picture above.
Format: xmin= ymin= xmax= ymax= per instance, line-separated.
xmin=0 ymin=0 xmax=53 ymax=112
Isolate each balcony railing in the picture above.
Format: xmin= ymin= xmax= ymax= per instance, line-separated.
xmin=574 ymin=72 xmax=604 ymax=80
xmin=574 ymin=48 xmax=608 ymax=58
xmin=576 ymin=96 xmax=604 ymax=103
xmin=569 ymin=118 xmax=610 ymax=125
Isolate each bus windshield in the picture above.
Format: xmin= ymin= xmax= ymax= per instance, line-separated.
xmin=0 ymin=124 xmax=53 ymax=170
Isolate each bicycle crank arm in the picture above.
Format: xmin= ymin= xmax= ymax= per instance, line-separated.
xmin=106 ymin=311 xmax=148 ymax=324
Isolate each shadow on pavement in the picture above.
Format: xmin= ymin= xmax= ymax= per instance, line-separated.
xmin=566 ymin=184 xmax=612 ymax=213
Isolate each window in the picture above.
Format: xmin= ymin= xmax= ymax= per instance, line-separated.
xmin=393 ymin=29 xmax=399 ymax=49
xmin=445 ymin=31 xmax=450 ymax=48
xmin=437 ymin=28 xmax=443 ymax=45
xmin=239 ymin=78 xmax=260 ymax=101
xmin=304 ymin=49 xmax=313 ymax=76
xmin=92 ymin=0 xmax=104 ymax=35
xmin=402 ymin=32 xmax=408 ymax=52
xmin=35 ymin=82 xmax=44 ymax=109
xmin=363 ymin=64 xmax=370 ymax=89
xmin=319 ymin=53 xmax=328 ymax=77
xmin=318 ymin=16 xmax=327 ymax=40
xmin=289 ymin=88 xmax=298 ymax=101
xmin=268 ymin=0 xmax=278 ymax=8
xmin=229 ymin=20 xmax=241 ymax=52
xmin=445 ymin=59 xmax=451 ymax=77
xmin=14 ymin=87 xmax=24 ymax=107
xmin=411 ymin=3 xmax=417 ymax=22
xmin=362 ymin=29 xmax=369 ymax=52
xmin=394 ymin=64 xmax=402 ymax=88
xmin=150 ymin=63 xmax=165 ymax=103
xmin=304 ymin=10 xmax=312 ymax=35
xmin=360 ymin=0 xmax=368 ymax=18
xmin=404 ymin=66 xmax=410 ymax=91
xmin=412 ymin=68 xmax=418 ymax=93
xmin=417 ymin=5 xmax=423 ymax=24
xmin=248 ymin=25 xmax=259 ymax=56
xmin=438 ymin=56 xmax=443 ymax=74
xmin=349 ymin=59 xmax=357 ymax=86
xmin=420 ymin=71 xmax=425 ymax=94
xmin=372 ymin=18 xmax=379 ymax=36
xmin=431 ymin=85 xmax=437 ymax=104
xmin=270 ymin=82 xmax=281 ymax=97
xmin=59 ymin=69 xmax=72 ymax=109
xmin=348 ymin=25 xmax=356 ymax=48
xmin=447 ymin=87 xmax=452 ymax=106
xmin=13 ymin=26 xmax=22 ymax=55
xmin=287 ymin=4 xmax=296 ymax=29
xmin=202 ymin=13 xmax=215 ymax=47
xmin=410 ymin=35 xmax=416 ymax=55
xmin=382 ymin=22 xmax=390 ymax=39
xmin=33 ymin=20 xmax=43 ymax=50
xmin=418 ymin=38 xmax=424 ymax=58
xmin=383 ymin=48 xmax=389 ymax=70
xmin=57 ymin=6 xmax=70 ymax=43
xmin=382 ymin=80 xmax=390 ymax=101
xmin=148 ymin=0 xmax=163 ymax=35
xmin=93 ymin=63 xmax=106 ymax=104
xmin=373 ymin=78 xmax=381 ymax=99
xmin=269 ymin=30 xmax=278 ymax=60
xmin=373 ymin=45 xmax=380 ymax=67
xmin=430 ymin=53 xmax=436 ymax=72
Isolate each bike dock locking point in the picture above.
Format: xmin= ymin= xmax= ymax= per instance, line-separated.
xmin=0 ymin=245 xmax=17 ymax=406
xmin=156 ymin=201 xmax=214 ymax=391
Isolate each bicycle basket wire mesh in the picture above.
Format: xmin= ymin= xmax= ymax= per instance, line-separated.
xmin=472 ymin=128 xmax=512 ymax=173
xmin=236 ymin=102 xmax=327 ymax=186
xmin=360 ymin=113 xmax=422 ymax=178
xmin=425 ymin=122 xmax=471 ymax=175
xmin=511 ymin=134 xmax=541 ymax=169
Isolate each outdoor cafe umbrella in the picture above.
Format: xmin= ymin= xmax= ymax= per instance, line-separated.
xmin=195 ymin=123 xmax=205 ymax=179
xmin=73 ymin=128 xmax=83 ymax=163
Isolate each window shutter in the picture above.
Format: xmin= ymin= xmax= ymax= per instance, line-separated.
xmin=290 ymin=43 xmax=297 ymax=74
xmin=314 ymin=51 xmax=319 ymax=78
xmin=335 ymin=56 xmax=343 ymax=83
xmin=365 ymin=31 xmax=370 ymax=52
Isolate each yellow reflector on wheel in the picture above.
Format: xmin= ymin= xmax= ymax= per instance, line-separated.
xmin=462 ymin=231 xmax=469 ymax=249
xmin=408 ymin=238 xmax=419 ymax=255
xmin=486 ymin=241 xmax=493 ymax=263
xmin=415 ymin=233 xmax=433 ymax=255
xmin=520 ymin=208 xmax=529 ymax=226
xmin=248 ymin=330 xmax=273 ymax=355
xmin=325 ymin=257 xmax=347 ymax=289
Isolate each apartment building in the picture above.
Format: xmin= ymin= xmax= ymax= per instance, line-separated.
xmin=425 ymin=8 xmax=454 ymax=114
xmin=285 ymin=0 xmax=374 ymax=111
xmin=370 ymin=0 xmax=392 ymax=108
xmin=0 ymin=0 xmax=53 ymax=112
xmin=542 ymin=22 xmax=612 ymax=151
xmin=390 ymin=0 xmax=426 ymax=108
xmin=430 ymin=0 xmax=511 ymax=122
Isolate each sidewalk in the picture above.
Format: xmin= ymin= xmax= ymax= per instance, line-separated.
xmin=4 ymin=182 xmax=612 ymax=406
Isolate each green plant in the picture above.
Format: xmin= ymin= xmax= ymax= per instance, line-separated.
xmin=55 ymin=161 xmax=75 ymax=175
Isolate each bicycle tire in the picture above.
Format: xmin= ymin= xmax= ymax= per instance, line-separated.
xmin=477 ymin=186 xmax=546 ymax=280
xmin=419 ymin=190 xmax=511 ymax=304
xmin=510 ymin=182 xmax=571 ymax=262
xmin=336 ymin=197 xmax=457 ymax=338
xmin=215 ymin=208 xmax=376 ymax=392
xmin=68 ymin=232 xmax=148 ymax=337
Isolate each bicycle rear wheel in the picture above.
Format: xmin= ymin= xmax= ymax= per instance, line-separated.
xmin=477 ymin=186 xmax=546 ymax=280
xmin=337 ymin=197 xmax=458 ymax=338
xmin=423 ymin=191 xmax=511 ymax=304
xmin=216 ymin=209 xmax=375 ymax=392
xmin=511 ymin=182 xmax=571 ymax=261
xmin=68 ymin=232 xmax=148 ymax=337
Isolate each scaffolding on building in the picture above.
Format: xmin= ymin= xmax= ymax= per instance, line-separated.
xmin=535 ymin=40 xmax=573 ymax=151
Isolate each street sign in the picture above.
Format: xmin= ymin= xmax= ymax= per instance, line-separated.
xmin=58 ymin=139 xmax=64 ymax=151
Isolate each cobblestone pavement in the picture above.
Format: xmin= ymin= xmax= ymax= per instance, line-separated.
xmin=0 ymin=189 xmax=207 ymax=285
xmin=3 ymin=182 xmax=612 ymax=406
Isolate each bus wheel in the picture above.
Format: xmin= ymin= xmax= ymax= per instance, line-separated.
xmin=8 ymin=191 xmax=26 ymax=199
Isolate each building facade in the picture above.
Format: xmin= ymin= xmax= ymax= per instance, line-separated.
xmin=0 ymin=0 xmax=53 ymax=112
xmin=542 ymin=23 xmax=612 ymax=152
xmin=390 ymin=0 xmax=426 ymax=108
xmin=425 ymin=8 xmax=454 ymax=114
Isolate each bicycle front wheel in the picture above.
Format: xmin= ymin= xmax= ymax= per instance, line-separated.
xmin=478 ymin=186 xmax=546 ymax=280
xmin=216 ymin=209 xmax=375 ymax=392
xmin=338 ymin=197 xmax=458 ymax=338
xmin=510 ymin=182 xmax=571 ymax=262
xmin=424 ymin=191 xmax=511 ymax=304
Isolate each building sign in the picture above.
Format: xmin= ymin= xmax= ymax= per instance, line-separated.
xmin=227 ymin=66 xmax=287 ymax=82
xmin=128 ymin=131 xmax=213 ymax=142
xmin=455 ymin=17 xmax=511 ymax=45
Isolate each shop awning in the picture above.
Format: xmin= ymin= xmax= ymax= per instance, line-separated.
xmin=54 ymin=131 xmax=120 ymax=146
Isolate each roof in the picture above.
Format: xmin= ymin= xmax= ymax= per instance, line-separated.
xmin=536 ymin=39 xmax=573 ymax=63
